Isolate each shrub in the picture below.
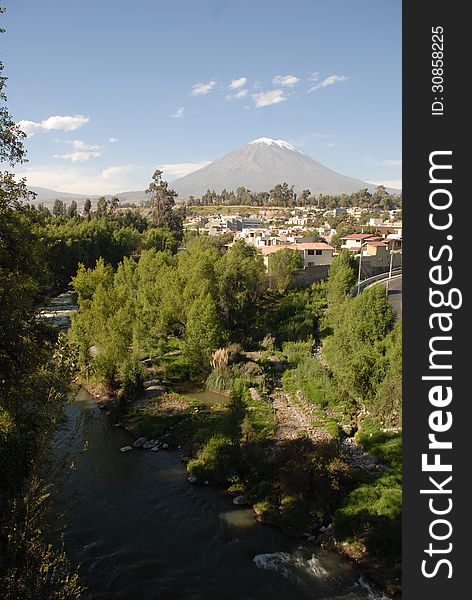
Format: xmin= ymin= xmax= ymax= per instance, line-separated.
xmin=187 ymin=434 xmax=237 ymax=483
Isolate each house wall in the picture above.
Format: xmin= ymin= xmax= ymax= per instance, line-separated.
xmin=342 ymin=239 xmax=361 ymax=250
xmin=303 ymin=249 xmax=334 ymax=267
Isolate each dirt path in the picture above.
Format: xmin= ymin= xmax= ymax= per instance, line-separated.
xmin=270 ymin=386 xmax=377 ymax=470
xmin=271 ymin=387 xmax=332 ymax=443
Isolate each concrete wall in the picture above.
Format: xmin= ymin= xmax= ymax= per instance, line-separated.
xmin=292 ymin=253 xmax=402 ymax=289
xmin=293 ymin=265 xmax=330 ymax=287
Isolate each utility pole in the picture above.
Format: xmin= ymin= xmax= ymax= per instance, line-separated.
xmin=386 ymin=239 xmax=395 ymax=295
xmin=357 ymin=241 xmax=365 ymax=295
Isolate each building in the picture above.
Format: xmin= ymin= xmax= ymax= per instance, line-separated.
xmin=340 ymin=233 xmax=381 ymax=252
xmin=258 ymin=242 xmax=334 ymax=270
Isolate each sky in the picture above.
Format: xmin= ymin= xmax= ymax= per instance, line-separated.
xmin=2 ymin=0 xmax=402 ymax=195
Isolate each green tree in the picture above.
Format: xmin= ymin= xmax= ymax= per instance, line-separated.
xmin=269 ymin=182 xmax=295 ymax=206
xmin=83 ymin=198 xmax=92 ymax=218
xmin=1 ymin=13 xmax=83 ymax=594
xmin=325 ymin=250 xmax=357 ymax=309
xmin=95 ymin=196 xmax=108 ymax=218
xmin=184 ymin=294 xmax=222 ymax=375
xmin=216 ymin=240 xmax=266 ymax=332
xmin=268 ymin=248 xmax=303 ymax=293
xmin=67 ymin=199 xmax=78 ymax=219
xmin=145 ymin=170 xmax=181 ymax=234
xmin=52 ymin=199 xmax=65 ymax=218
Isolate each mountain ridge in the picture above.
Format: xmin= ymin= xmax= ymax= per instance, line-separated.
xmin=26 ymin=138 xmax=400 ymax=206
xmin=170 ymin=138 xmax=400 ymax=197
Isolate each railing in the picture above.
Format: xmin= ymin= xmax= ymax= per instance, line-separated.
xmin=352 ymin=268 xmax=402 ymax=296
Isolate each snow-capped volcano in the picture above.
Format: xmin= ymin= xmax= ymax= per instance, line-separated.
xmin=170 ymin=138 xmax=391 ymax=197
xmin=248 ymin=137 xmax=297 ymax=151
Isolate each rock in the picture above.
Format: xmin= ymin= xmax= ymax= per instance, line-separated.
xmin=120 ymin=446 xmax=133 ymax=452
xmin=113 ymin=423 xmax=124 ymax=428
xmin=151 ymin=446 xmax=160 ymax=452
xmin=144 ymin=379 xmax=161 ymax=387
xmin=187 ymin=476 xmax=198 ymax=484
xmin=143 ymin=440 xmax=156 ymax=449
xmin=307 ymin=535 xmax=317 ymax=543
xmin=248 ymin=387 xmax=261 ymax=402
xmin=232 ymin=495 xmax=247 ymax=506
xmin=133 ymin=437 xmax=147 ymax=448
xmin=161 ymin=443 xmax=169 ymax=449
xmin=203 ymin=480 xmax=209 ymax=485
xmin=145 ymin=385 xmax=165 ymax=398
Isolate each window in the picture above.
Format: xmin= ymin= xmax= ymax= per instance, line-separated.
xmin=316 ymin=249 xmax=323 ymax=255
xmin=308 ymin=262 xmax=315 ymax=267
xmin=307 ymin=249 xmax=315 ymax=255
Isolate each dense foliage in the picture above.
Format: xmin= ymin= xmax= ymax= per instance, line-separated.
xmin=68 ymin=238 xmax=267 ymax=391
xmin=1 ymin=16 xmax=84 ymax=596
xmin=187 ymin=184 xmax=401 ymax=210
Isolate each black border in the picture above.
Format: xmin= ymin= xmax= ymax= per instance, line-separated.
xmin=403 ymin=3 xmax=467 ymax=597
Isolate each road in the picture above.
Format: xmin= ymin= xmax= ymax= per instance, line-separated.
xmin=381 ymin=276 xmax=402 ymax=319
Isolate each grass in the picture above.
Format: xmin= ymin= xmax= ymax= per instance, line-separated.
xmin=333 ymin=418 xmax=402 ymax=595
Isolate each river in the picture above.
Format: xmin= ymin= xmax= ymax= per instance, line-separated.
xmin=49 ymin=388 xmax=389 ymax=600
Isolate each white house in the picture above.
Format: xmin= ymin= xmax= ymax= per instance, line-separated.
xmin=341 ymin=233 xmax=381 ymax=252
xmin=258 ymin=242 xmax=334 ymax=270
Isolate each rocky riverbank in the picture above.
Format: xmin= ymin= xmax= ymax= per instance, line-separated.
xmin=76 ymin=380 xmax=396 ymax=599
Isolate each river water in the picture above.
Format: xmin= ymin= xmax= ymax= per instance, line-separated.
xmin=50 ymin=388 xmax=389 ymax=600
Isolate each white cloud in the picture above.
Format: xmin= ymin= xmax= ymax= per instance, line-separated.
xmin=365 ymin=158 xmax=403 ymax=167
xmin=17 ymin=114 xmax=90 ymax=136
xmin=157 ymin=161 xmax=211 ymax=178
xmin=229 ymin=77 xmax=247 ymax=89
xmin=68 ymin=139 xmax=101 ymax=151
xmin=16 ymin=159 xmax=211 ymax=196
xmin=252 ymin=89 xmax=287 ymax=108
xmin=226 ymin=89 xmax=248 ymax=100
xmin=101 ymin=164 xmax=147 ymax=181
xmin=308 ymin=75 xmax=348 ymax=92
xmin=272 ymin=75 xmax=300 ymax=87
xmin=309 ymin=72 xmax=320 ymax=82
xmin=54 ymin=150 xmax=101 ymax=162
xmin=191 ymin=80 xmax=217 ymax=95
xmin=108 ymin=137 xmax=119 ymax=143
xmin=367 ymin=179 xmax=402 ymax=190
xmin=170 ymin=107 xmax=185 ymax=118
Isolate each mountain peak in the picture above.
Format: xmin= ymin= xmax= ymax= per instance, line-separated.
xmin=248 ymin=137 xmax=296 ymax=151
xmin=170 ymin=137 xmax=388 ymax=197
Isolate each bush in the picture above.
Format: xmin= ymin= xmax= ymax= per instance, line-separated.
xmin=187 ymin=434 xmax=238 ymax=483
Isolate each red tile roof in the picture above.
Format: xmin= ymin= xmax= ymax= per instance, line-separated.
xmin=341 ymin=233 xmax=379 ymax=241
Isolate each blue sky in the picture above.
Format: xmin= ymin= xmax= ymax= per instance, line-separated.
xmin=2 ymin=0 xmax=401 ymax=194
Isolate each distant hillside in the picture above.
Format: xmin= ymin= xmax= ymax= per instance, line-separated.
xmin=26 ymin=138 xmax=400 ymax=207
xmin=27 ymin=187 xmax=148 ymax=208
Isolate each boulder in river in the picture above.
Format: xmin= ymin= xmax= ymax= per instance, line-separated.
xmin=120 ymin=446 xmax=133 ymax=452
xmin=232 ymin=495 xmax=247 ymax=506
xmin=187 ymin=476 xmax=198 ymax=484
xmin=161 ymin=443 xmax=169 ymax=449
xmin=151 ymin=446 xmax=160 ymax=452
xmin=145 ymin=385 xmax=165 ymax=398
xmin=144 ymin=379 xmax=161 ymax=387
xmin=133 ymin=437 xmax=147 ymax=448
xmin=143 ymin=440 xmax=156 ymax=449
